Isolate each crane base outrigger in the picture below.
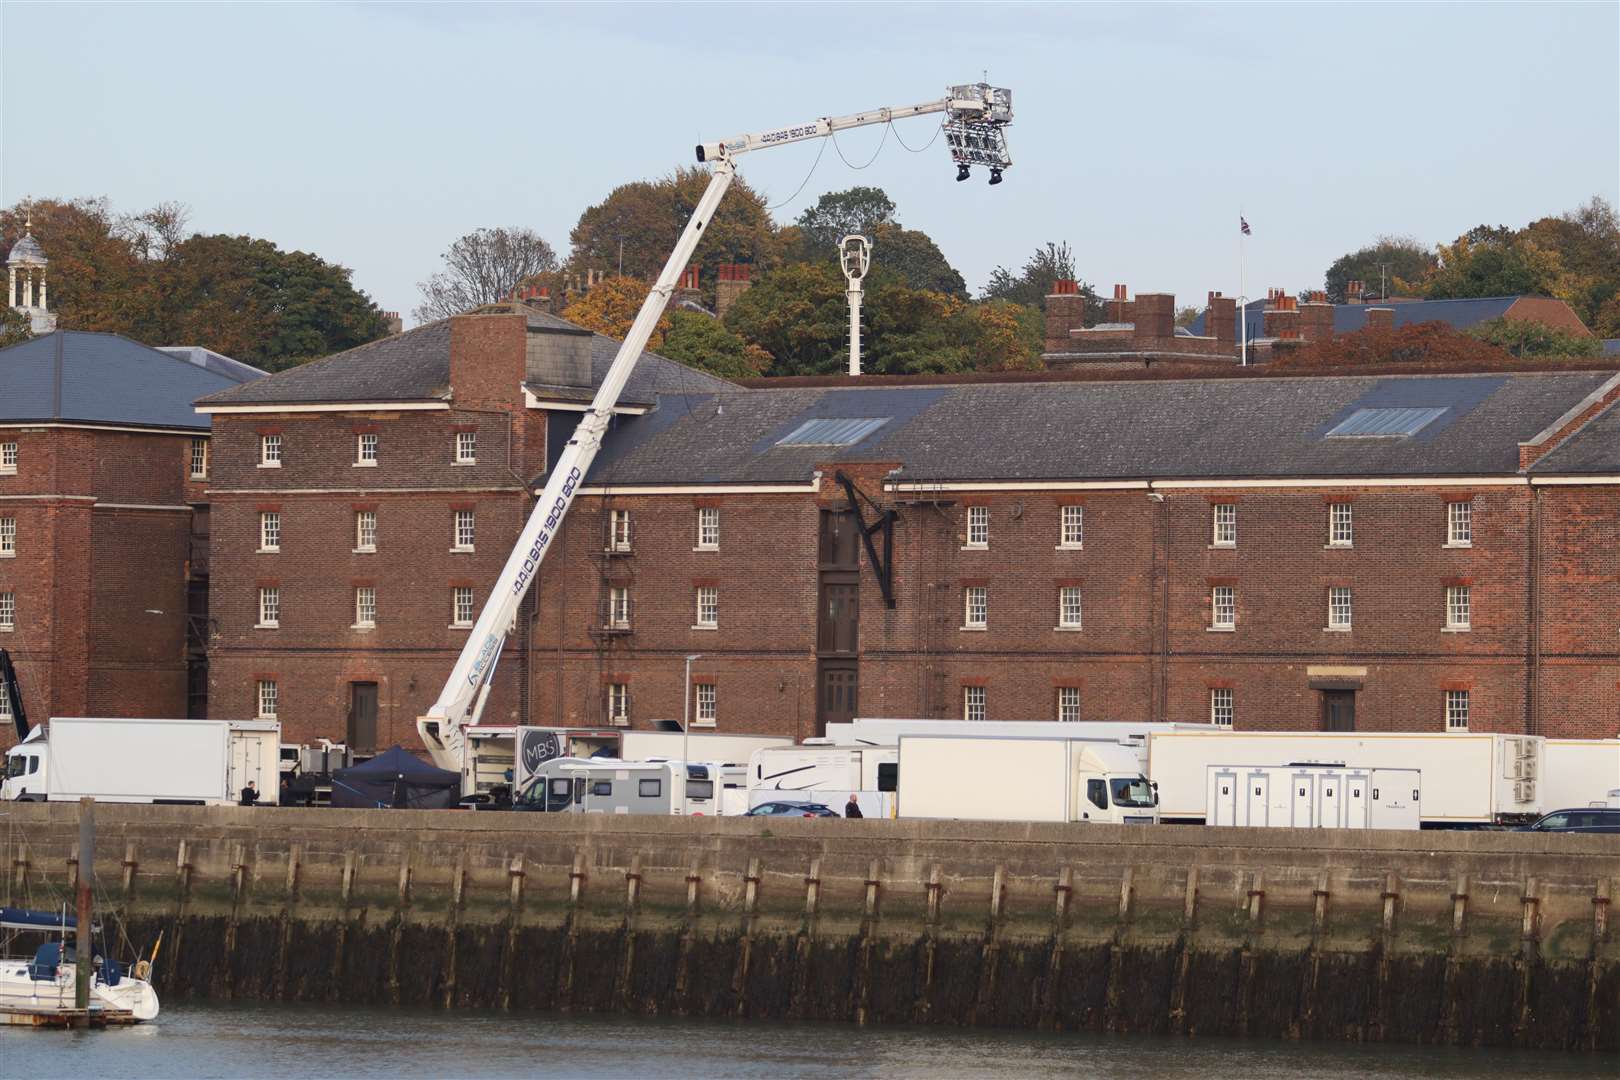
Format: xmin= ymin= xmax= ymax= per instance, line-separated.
xmin=419 ymin=83 xmax=1013 ymax=791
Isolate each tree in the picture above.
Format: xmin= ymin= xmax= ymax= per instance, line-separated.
xmin=1175 ymin=306 xmax=1201 ymax=329
xmin=1521 ymin=197 xmax=1620 ymax=335
xmin=657 ymin=311 xmax=770 ymax=380
xmin=560 ymin=275 xmax=671 ymax=348
xmin=0 ymin=307 xmax=31 ymax=349
xmin=1322 ymin=236 xmax=1435 ymax=302
xmin=785 ymin=188 xmax=965 ymax=296
xmin=568 ymin=167 xmax=780 ymax=304
xmin=1467 ymin=317 xmax=1601 ymax=358
xmin=867 ymin=224 xmax=966 ymax=296
xmin=793 ymin=186 xmax=897 ymax=251
xmin=981 ymin=241 xmax=1102 ymax=320
xmin=721 ymin=262 xmax=849 ymax=376
xmin=1274 ymin=321 xmax=1516 ymax=369
xmin=1425 ymin=231 xmax=1564 ymax=301
xmin=0 ymin=198 xmax=144 ymax=334
xmin=415 ymin=227 xmax=558 ymax=322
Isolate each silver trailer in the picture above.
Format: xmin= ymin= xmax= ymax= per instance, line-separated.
xmin=515 ymin=757 xmax=724 ymax=815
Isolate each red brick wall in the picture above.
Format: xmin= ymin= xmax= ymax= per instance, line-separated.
xmin=1535 ymin=485 xmax=1620 ymax=737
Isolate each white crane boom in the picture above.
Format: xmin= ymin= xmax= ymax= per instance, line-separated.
xmin=418 ymin=84 xmax=1013 ymax=783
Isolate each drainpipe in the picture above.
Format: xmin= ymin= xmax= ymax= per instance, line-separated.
xmin=1528 ymin=486 xmax=1541 ymax=737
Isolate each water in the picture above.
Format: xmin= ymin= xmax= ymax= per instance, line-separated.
xmin=4 ymin=1003 xmax=1614 ymax=1079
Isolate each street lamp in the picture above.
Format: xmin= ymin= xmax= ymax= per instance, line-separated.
xmin=682 ymin=654 xmax=702 ymax=766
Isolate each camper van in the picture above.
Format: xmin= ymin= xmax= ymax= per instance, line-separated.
xmin=514 ymin=758 xmax=729 ymax=815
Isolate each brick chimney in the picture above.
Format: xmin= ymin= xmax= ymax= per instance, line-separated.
xmin=1133 ymin=293 xmax=1175 ymax=342
xmin=382 ymin=311 xmax=403 ymax=336
xmin=1206 ymin=291 xmax=1237 ymax=350
xmin=1300 ymin=297 xmax=1335 ymax=344
xmin=1346 ymin=280 xmax=1364 ymax=305
xmin=450 ymin=309 xmax=528 ymax=411
xmin=1044 ymin=279 xmax=1086 ymax=354
xmin=672 ymin=263 xmax=702 ymax=309
xmin=1109 ymin=283 xmax=1132 ymax=324
xmin=1365 ymin=307 xmax=1395 ymax=332
xmin=1264 ymin=293 xmax=1300 ymax=339
xmin=715 ymin=263 xmax=753 ymax=319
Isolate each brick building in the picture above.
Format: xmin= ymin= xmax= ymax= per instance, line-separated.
xmin=0 ymin=330 xmax=262 ymax=735
xmin=197 ymin=301 xmax=1620 ymax=745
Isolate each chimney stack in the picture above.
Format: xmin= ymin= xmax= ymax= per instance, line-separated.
xmin=715 ymin=263 xmax=753 ymax=319
xmin=1109 ymin=283 xmax=1131 ymax=324
xmin=1206 ymin=291 xmax=1237 ymax=351
xmin=1043 ymin=278 xmax=1086 ymax=355
xmin=673 ymin=263 xmax=702 ymax=309
xmin=382 ymin=311 xmax=403 ymax=336
xmin=1365 ymin=307 xmax=1395 ymax=332
xmin=1264 ymin=293 xmax=1300 ymax=339
xmin=1133 ymin=292 xmax=1175 ymax=342
xmin=1300 ymin=296 xmax=1334 ymax=344
xmin=1346 ymin=280 xmax=1365 ymax=304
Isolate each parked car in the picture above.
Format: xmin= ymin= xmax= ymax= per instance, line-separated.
xmin=1517 ymin=808 xmax=1620 ymax=833
xmin=744 ymin=801 xmax=839 ymax=818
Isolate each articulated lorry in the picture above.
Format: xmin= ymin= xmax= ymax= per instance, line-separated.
xmin=1147 ymin=730 xmax=1542 ymax=827
xmin=896 ymin=735 xmax=1160 ymax=825
xmin=3 ymin=717 xmax=281 ymax=805
xmin=1543 ymin=739 xmax=1620 ymax=809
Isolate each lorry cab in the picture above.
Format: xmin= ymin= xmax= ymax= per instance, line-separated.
xmin=1079 ymin=772 xmax=1158 ymax=824
xmin=2 ymin=733 xmax=47 ymax=800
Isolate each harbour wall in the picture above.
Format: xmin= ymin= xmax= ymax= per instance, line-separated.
xmin=3 ymin=803 xmax=1616 ymax=1050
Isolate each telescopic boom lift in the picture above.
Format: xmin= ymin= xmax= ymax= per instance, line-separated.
xmin=417 ymin=84 xmax=1014 ymax=783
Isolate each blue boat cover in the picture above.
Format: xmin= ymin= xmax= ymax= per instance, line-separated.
xmin=0 ymin=906 xmax=75 ymax=932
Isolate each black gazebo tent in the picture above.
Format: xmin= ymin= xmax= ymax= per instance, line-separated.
xmin=331 ymin=746 xmax=459 ymax=810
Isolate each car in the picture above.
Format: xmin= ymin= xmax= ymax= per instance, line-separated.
xmin=744 ymin=801 xmax=840 ymax=818
xmin=1517 ymin=808 xmax=1620 ymax=833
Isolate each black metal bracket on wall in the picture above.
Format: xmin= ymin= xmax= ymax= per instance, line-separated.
xmin=835 ymin=471 xmax=897 ymax=609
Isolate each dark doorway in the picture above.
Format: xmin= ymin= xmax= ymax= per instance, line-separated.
xmin=815 ymin=509 xmax=861 ymax=735
xmin=818 ymin=666 xmax=858 ymax=730
xmin=1320 ymin=689 xmax=1356 ymax=731
xmin=817 ymin=583 xmax=859 ymax=654
xmin=349 ymin=682 xmax=379 ymax=751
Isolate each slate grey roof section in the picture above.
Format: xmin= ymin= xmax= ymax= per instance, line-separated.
xmin=155 ymin=346 xmax=266 ymax=385
xmin=1528 ymin=400 xmax=1620 ymax=474
xmin=581 ymin=371 xmax=1615 ymax=487
xmin=0 ymin=330 xmax=259 ymax=431
xmin=199 ymin=309 xmax=736 ymax=407
xmin=1188 ymin=296 xmax=1521 ymax=339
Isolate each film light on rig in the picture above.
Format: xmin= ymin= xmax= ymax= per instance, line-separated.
xmin=944 ymin=82 xmax=1013 ymax=185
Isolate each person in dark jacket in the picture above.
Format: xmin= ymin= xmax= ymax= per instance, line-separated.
xmin=239 ymin=781 xmax=260 ymax=806
xmin=845 ymin=794 xmax=863 ymax=819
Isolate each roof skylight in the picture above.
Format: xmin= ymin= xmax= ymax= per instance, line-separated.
xmin=775 ymin=417 xmax=890 ymax=447
xmin=1326 ymin=406 xmax=1448 ymax=438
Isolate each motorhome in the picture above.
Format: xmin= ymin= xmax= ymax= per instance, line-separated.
xmin=514 ymin=758 xmax=729 ymax=815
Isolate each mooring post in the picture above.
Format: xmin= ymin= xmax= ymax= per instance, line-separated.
xmin=231 ymin=842 xmax=247 ymax=902
xmin=804 ymin=857 xmax=822 ymax=919
xmin=341 ymin=850 xmax=356 ymax=906
xmin=75 ymin=798 xmax=94 ymax=1020
xmin=122 ymin=841 xmax=140 ymax=901
xmin=176 ymin=839 xmax=193 ymax=900
xmin=1520 ymin=877 xmax=1541 ymax=943
xmin=569 ymin=850 xmax=587 ymax=908
xmin=1055 ymin=866 xmax=1073 ymax=926
xmin=1248 ymin=870 xmax=1265 ymax=925
xmin=397 ymin=850 xmax=413 ymax=907
xmin=1451 ymin=873 xmax=1469 ymax=936
xmin=625 ymin=853 xmax=642 ymax=913
xmin=285 ymin=844 xmax=301 ymax=901
xmin=684 ymin=853 xmax=702 ymax=914
xmin=926 ymin=863 xmax=943 ymax=926
xmin=743 ymin=857 xmax=761 ymax=917
xmin=1117 ymin=865 xmax=1133 ymax=924
xmin=1381 ymin=872 xmax=1400 ymax=939
xmin=1594 ymin=878 xmax=1611 ymax=942
xmin=508 ymin=853 xmax=526 ymax=911
xmin=1182 ymin=866 xmax=1200 ymax=928
xmin=864 ymin=859 xmax=881 ymax=921
xmin=1311 ymin=869 xmax=1331 ymax=937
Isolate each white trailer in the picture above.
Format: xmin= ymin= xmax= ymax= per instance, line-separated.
xmin=3 ymin=717 xmax=281 ymax=805
xmin=896 ymin=735 xmax=1159 ymax=825
xmin=620 ymin=731 xmax=790 ymax=765
xmin=825 ymin=719 xmax=1214 ymax=746
xmin=1207 ymin=764 xmax=1421 ymax=830
xmin=1147 ymin=731 xmax=1541 ymax=827
xmin=748 ymin=744 xmax=897 ymax=817
xmin=1543 ymin=739 xmax=1620 ymax=808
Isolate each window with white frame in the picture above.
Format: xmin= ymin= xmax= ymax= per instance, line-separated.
xmin=1211 ymin=585 xmax=1236 ymax=629
xmin=607 ymin=682 xmax=629 ymax=725
xmin=1058 ymin=586 xmax=1083 ymax=629
xmin=1327 ymin=586 xmax=1352 ymax=630
xmin=1057 ymin=686 xmax=1081 ymax=723
xmin=1445 ymin=689 xmax=1470 ymax=731
xmin=1447 ymin=500 xmax=1473 ymax=546
xmin=190 ymin=438 xmax=209 ymax=480
xmin=259 ymin=511 xmax=281 ymax=552
xmin=696 ymin=586 xmax=718 ymax=628
xmin=453 ymin=510 xmax=475 ymax=551
xmin=963 ymin=586 xmax=988 ymax=629
xmin=965 ymin=506 xmax=989 ymax=548
xmin=697 ymin=506 xmax=720 ymax=549
xmin=1210 ymin=687 xmax=1234 ymax=727
xmin=608 ymin=509 xmax=632 ymax=552
xmin=0 ymin=592 xmax=14 ymax=631
xmin=0 ymin=442 xmax=16 ymax=473
xmin=609 ymin=586 xmax=630 ymax=628
xmin=452 ymin=586 xmax=475 ymax=627
xmin=257 ymin=679 xmax=278 ymax=720
xmin=1212 ymin=503 xmax=1236 ymax=546
xmin=0 ymin=516 xmax=14 ymax=556
xmin=1328 ymin=502 xmax=1353 ymax=546
xmin=258 ymin=586 xmax=280 ymax=628
xmin=354 ymin=586 xmax=376 ymax=628
xmin=0 ymin=682 xmax=10 ymax=720
xmin=455 ymin=430 xmax=477 ymax=464
xmin=694 ymin=682 xmax=717 ymax=725
xmin=1060 ymin=504 xmax=1084 ymax=548
xmin=1446 ymin=585 xmax=1471 ymax=630
xmin=964 ymin=685 xmax=987 ymax=722
xmin=259 ymin=433 xmax=282 ymax=467
xmin=356 ymin=433 xmax=378 ymax=466
xmin=355 ymin=511 xmax=377 ymax=552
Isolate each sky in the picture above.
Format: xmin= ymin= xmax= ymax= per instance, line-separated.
xmin=3 ymin=2 xmax=1617 ymax=328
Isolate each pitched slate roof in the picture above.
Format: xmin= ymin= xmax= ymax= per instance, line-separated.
xmin=0 ymin=330 xmax=262 ymax=431
xmin=578 ymin=371 xmax=1616 ymax=487
xmin=197 ymin=311 xmax=735 ymax=408
xmin=1529 ymin=400 xmax=1620 ymax=474
xmin=1188 ymin=296 xmax=1525 ymax=339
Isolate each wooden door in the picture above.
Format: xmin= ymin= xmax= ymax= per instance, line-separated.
xmin=348 ymin=682 xmax=379 ymax=752
xmin=1321 ymin=690 xmax=1356 ymax=731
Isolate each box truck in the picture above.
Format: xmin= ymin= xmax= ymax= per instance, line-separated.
xmin=1543 ymin=739 xmax=1620 ymax=808
xmin=1147 ymin=731 xmax=1541 ymax=827
xmin=748 ymin=743 xmax=898 ymax=817
xmin=896 ymin=735 xmax=1159 ymax=825
xmin=2 ymin=717 xmax=281 ymax=805
xmin=1207 ymin=764 xmax=1421 ymax=830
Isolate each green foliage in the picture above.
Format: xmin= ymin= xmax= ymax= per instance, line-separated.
xmin=0 ymin=307 xmax=31 ymax=348
xmin=866 ymin=223 xmax=966 ymax=296
xmin=722 ymin=262 xmax=849 ymax=376
xmin=785 ymin=188 xmax=965 ymax=296
xmin=1323 ymin=236 xmax=1435 ymax=302
xmin=1467 ymin=317 xmax=1601 ymax=358
xmin=1426 ymin=231 xmax=1564 ymax=301
xmin=658 ymin=311 xmax=768 ymax=380
xmin=793 ymin=186 xmax=897 ymax=251
xmin=981 ymin=241 xmax=1102 ymax=320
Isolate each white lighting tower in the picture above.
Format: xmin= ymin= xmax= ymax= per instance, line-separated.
xmin=839 ymin=234 xmax=872 ymax=377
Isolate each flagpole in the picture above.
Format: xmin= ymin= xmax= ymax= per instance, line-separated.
xmin=1239 ymin=212 xmax=1248 ymax=368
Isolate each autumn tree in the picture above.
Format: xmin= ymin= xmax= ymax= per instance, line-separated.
xmin=1467 ymin=317 xmax=1601 ymax=358
xmin=0 ymin=198 xmax=144 ymax=334
xmin=1322 ymin=236 xmax=1435 ymax=302
xmin=722 ymin=262 xmax=849 ymax=375
xmin=560 ymin=275 xmax=671 ymax=348
xmin=0 ymin=307 xmax=31 ymax=348
xmin=657 ymin=311 xmax=770 ymax=380
xmin=568 ymin=167 xmax=780 ymax=304
xmin=415 ymin=226 xmax=558 ymax=322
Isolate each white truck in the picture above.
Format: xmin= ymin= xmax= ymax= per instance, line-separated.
xmin=1147 ymin=730 xmax=1542 ymax=828
xmin=1207 ymin=763 xmax=1421 ymax=830
xmin=2 ymin=717 xmax=281 ymax=805
xmin=895 ymin=735 xmax=1160 ymax=825
xmin=824 ymin=718 xmax=1214 ymax=746
xmin=1543 ymin=739 xmax=1620 ymax=809
xmin=748 ymin=743 xmax=898 ymax=817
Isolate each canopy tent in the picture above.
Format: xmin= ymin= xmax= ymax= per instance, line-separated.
xmin=331 ymin=746 xmax=459 ymax=810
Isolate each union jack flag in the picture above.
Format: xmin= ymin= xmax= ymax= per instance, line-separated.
xmin=1240 ymin=216 xmax=1252 ymax=236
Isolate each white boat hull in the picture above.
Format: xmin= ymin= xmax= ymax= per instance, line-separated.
xmin=0 ymin=960 xmax=159 ymax=1023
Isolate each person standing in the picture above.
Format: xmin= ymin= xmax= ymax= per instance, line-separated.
xmin=844 ymin=793 xmax=863 ymax=819
xmin=239 ymin=780 xmax=260 ymax=806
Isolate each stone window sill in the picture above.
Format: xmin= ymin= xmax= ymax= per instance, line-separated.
xmin=1209 ymin=542 xmax=1236 ymax=550
xmin=449 ymin=623 xmax=472 ymax=630
xmin=354 ymin=547 xmax=376 ymax=555
xmin=450 ymin=546 xmax=475 ymax=554
xmin=351 ymin=623 xmax=376 ymax=632
xmin=257 ymin=547 xmax=280 ymax=554
xmin=1055 ymin=543 xmax=1084 ymax=551
xmin=353 ymin=460 xmax=377 ymax=469
xmin=257 ymin=461 xmax=281 ymax=469
xmin=691 ymin=719 xmax=716 ymax=729
xmin=0 ymin=552 xmax=13 ymax=559
xmin=1443 ymin=542 xmax=1473 ymax=549
xmin=0 ymin=626 xmax=12 ymax=633
xmin=1054 ymin=625 xmax=1083 ymax=632
xmin=1442 ymin=625 xmax=1471 ymax=633
xmin=962 ymin=544 xmax=989 ymax=552
xmin=453 ymin=459 xmax=477 ymax=467
xmin=691 ymin=624 xmax=718 ymax=631
xmin=1324 ymin=543 xmax=1352 ymax=550
xmin=254 ymin=622 xmax=279 ymax=630
xmin=694 ymin=544 xmax=719 ymax=552
xmin=1207 ymin=625 xmax=1235 ymax=632
xmin=1323 ymin=626 xmax=1351 ymax=633
xmin=960 ymin=624 xmax=987 ymax=632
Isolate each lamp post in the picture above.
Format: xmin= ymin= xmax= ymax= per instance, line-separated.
xmin=682 ymin=654 xmax=702 ymax=766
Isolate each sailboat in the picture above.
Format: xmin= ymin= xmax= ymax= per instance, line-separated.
xmin=0 ymin=905 xmax=160 ymax=1025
